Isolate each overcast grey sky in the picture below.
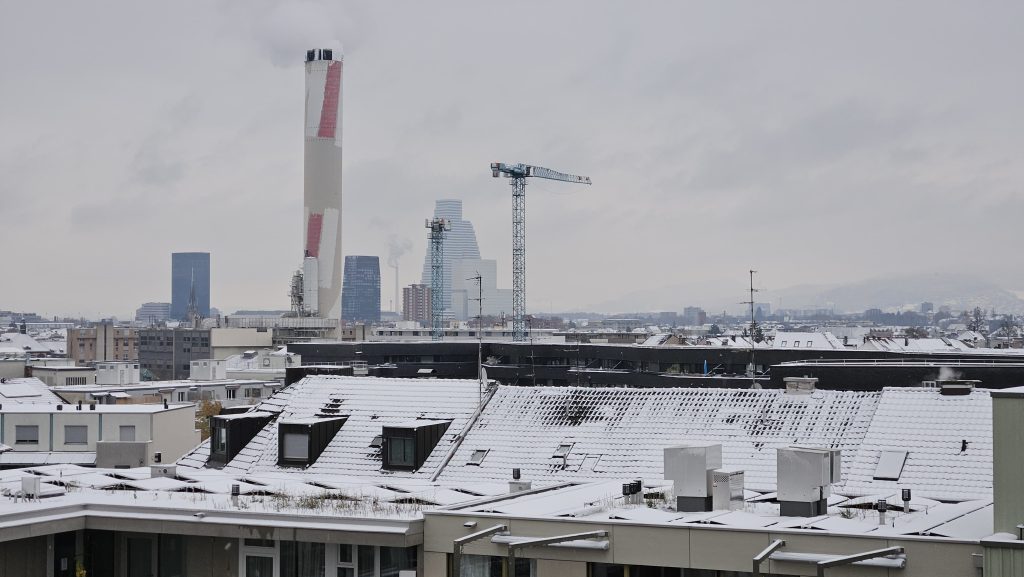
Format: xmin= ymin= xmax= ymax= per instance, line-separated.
xmin=2 ymin=1 xmax=1023 ymax=318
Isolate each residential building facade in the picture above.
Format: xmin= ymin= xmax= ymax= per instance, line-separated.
xmin=67 ymin=323 xmax=139 ymax=366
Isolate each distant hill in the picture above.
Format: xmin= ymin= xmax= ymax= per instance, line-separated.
xmin=579 ymin=273 xmax=1024 ymax=315
xmin=773 ymin=273 xmax=1024 ymax=314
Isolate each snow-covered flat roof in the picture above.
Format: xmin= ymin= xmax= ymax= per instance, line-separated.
xmin=445 ymin=479 xmax=995 ymax=540
xmin=0 ymin=403 xmax=193 ymax=414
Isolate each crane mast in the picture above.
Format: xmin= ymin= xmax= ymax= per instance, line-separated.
xmin=490 ymin=162 xmax=592 ymax=342
xmin=425 ymin=218 xmax=450 ymax=341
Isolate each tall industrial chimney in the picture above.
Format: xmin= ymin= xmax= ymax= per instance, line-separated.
xmin=303 ymin=47 xmax=344 ymax=322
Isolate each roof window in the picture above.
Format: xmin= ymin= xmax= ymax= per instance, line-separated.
xmin=467 ymin=449 xmax=489 ymax=466
xmin=369 ymin=434 xmax=383 ymax=448
xmin=873 ymin=450 xmax=908 ymax=481
xmin=553 ymin=443 xmax=574 ymax=459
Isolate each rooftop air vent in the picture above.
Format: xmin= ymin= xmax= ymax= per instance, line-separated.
xmin=784 ymin=377 xmax=817 ymax=394
xmin=712 ymin=469 xmax=745 ymax=511
xmin=664 ymin=443 xmax=721 ymax=512
xmin=777 ymin=446 xmax=841 ymax=517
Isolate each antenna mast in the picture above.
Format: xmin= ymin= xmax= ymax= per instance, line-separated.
xmin=739 ymin=269 xmax=760 ymax=388
xmin=469 ymin=272 xmax=483 ymax=404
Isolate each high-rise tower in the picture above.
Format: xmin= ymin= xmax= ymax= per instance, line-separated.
xmin=419 ymin=200 xmax=481 ymax=316
xmin=341 ymin=256 xmax=381 ymax=323
xmin=303 ymin=48 xmax=344 ymax=321
xmin=170 ymin=252 xmax=210 ymax=321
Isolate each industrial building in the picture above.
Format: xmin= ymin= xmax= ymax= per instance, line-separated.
xmin=300 ymin=47 xmax=345 ymax=322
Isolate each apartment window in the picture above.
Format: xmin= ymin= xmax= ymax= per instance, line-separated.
xmin=241 ymin=538 xmax=277 ymax=577
xmin=282 ymin=432 xmax=310 ymax=461
xmin=178 ymin=392 xmax=186 ymax=402
xmin=793 ymin=341 xmax=800 ymax=347
xmin=119 ymin=425 xmax=136 ymax=442
xmin=226 ymin=389 xmax=237 ymax=400
xmin=65 ymin=425 xmax=88 ymax=445
xmin=337 ymin=544 xmax=355 ymax=577
xmin=780 ymin=341 xmax=787 ymax=347
xmin=15 ymin=425 xmax=39 ymax=444
xmin=214 ymin=426 xmax=227 ymax=454
xmin=280 ymin=541 xmax=325 ymax=577
xmin=387 ymin=438 xmax=415 ymax=468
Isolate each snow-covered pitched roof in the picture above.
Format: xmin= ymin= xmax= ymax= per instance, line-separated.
xmin=215 ymin=376 xmax=483 ymax=480
xmin=772 ymin=331 xmax=845 ymax=350
xmin=435 ymin=386 xmax=879 ymax=492
xmin=842 ymin=387 xmax=991 ymax=501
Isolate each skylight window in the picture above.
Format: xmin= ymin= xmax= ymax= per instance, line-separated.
xmin=873 ymin=450 xmax=908 ymax=481
xmin=467 ymin=449 xmax=489 ymax=465
xmin=369 ymin=434 xmax=383 ymax=448
xmin=553 ymin=443 xmax=574 ymax=458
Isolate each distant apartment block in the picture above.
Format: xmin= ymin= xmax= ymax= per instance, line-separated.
xmin=682 ymin=306 xmax=707 ymax=326
xmin=67 ymin=323 xmax=138 ymax=367
xmin=0 ymin=402 xmax=199 ymax=469
xmin=139 ymin=328 xmax=273 ymax=380
xmin=134 ymin=302 xmax=171 ymax=325
xmin=341 ymin=255 xmax=381 ymax=323
xmin=402 ymin=284 xmax=431 ymax=324
xmin=171 ymin=252 xmax=211 ymax=321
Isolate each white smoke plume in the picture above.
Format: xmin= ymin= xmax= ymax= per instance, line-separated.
xmin=387 ymin=234 xmax=413 ymax=268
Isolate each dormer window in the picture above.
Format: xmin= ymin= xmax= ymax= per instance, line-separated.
xmin=381 ymin=420 xmax=451 ymax=471
xmin=207 ymin=411 xmax=274 ymax=467
xmin=277 ymin=416 xmax=347 ymax=468
xmin=369 ymin=434 xmax=383 ymax=448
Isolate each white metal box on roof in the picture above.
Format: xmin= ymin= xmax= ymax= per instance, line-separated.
xmin=777 ymin=447 xmax=840 ymax=502
xmin=664 ymin=443 xmax=721 ymax=498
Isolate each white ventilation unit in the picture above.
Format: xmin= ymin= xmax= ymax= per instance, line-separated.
xmin=664 ymin=443 xmax=721 ymax=512
xmin=712 ymin=469 xmax=745 ymax=511
xmin=777 ymin=447 xmax=841 ymax=517
xmin=783 ymin=377 xmax=817 ymax=394
xmin=21 ymin=476 xmax=41 ymax=499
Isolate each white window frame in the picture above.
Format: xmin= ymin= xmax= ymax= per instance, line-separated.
xmin=239 ymin=538 xmax=279 ymax=577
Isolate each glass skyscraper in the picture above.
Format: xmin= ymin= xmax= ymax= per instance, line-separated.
xmin=341 ymin=256 xmax=381 ymax=322
xmin=419 ymin=200 xmax=481 ymax=315
xmin=170 ymin=252 xmax=210 ymax=321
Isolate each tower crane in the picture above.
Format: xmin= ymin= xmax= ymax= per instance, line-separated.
xmin=490 ymin=162 xmax=592 ymax=342
xmin=425 ymin=217 xmax=451 ymax=341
